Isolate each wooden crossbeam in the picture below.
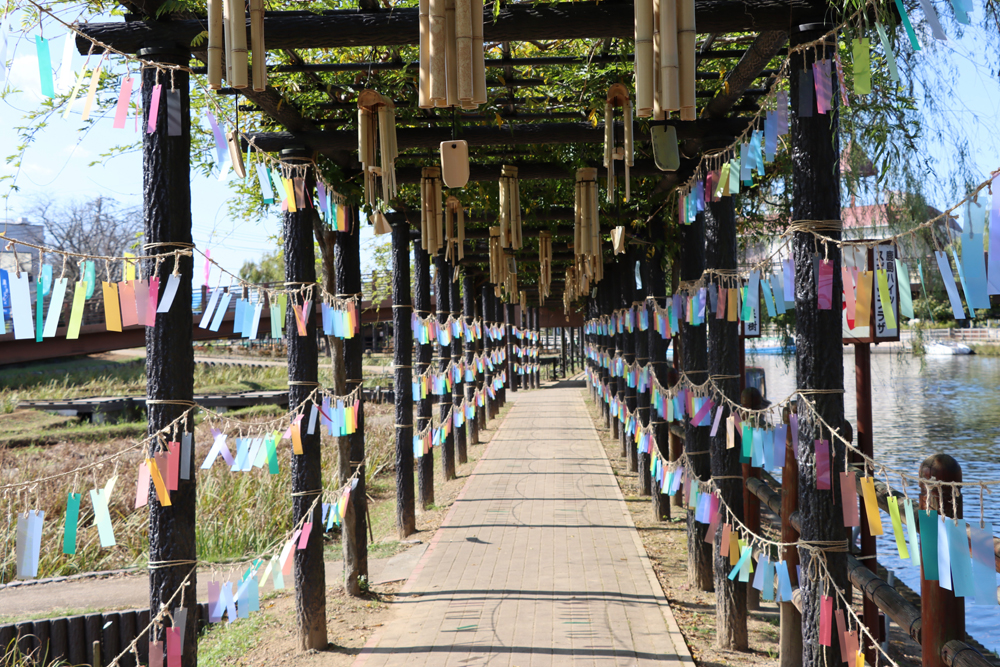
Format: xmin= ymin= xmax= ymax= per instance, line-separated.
xmin=76 ymin=0 xmax=829 ymax=55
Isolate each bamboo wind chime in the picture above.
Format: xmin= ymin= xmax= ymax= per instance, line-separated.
xmin=573 ymin=167 xmax=603 ymax=294
xmin=538 ymin=231 xmax=553 ymax=301
xmin=498 ymin=165 xmax=522 ymax=250
xmin=207 ymin=0 xmax=258 ymax=90
xmin=633 ymin=0 xmax=696 ymax=121
xmin=421 ymin=167 xmax=444 ymax=255
xmin=444 ymin=196 xmax=466 ymax=265
xmin=419 ymin=0 xmax=487 ymax=108
xmin=488 ymin=227 xmax=517 ymax=300
xmin=358 ymin=90 xmax=399 ymax=210
xmin=604 ymin=84 xmax=635 ymax=202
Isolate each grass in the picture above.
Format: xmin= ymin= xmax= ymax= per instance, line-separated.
xmin=198 ymin=607 xmax=277 ymax=666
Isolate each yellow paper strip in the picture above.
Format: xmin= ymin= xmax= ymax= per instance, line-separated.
xmin=859 ymin=476 xmax=883 ymax=536
xmin=81 ymin=57 xmax=104 ymax=121
xmin=66 ymin=281 xmax=87 ymax=339
xmin=727 ymin=288 xmax=738 ymax=321
xmin=886 ymin=496 xmax=909 ymax=559
xmin=147 ymin=458 xmax=172 ymax=507
xmin=855 ymin=271 xmax=873 ymax=328
xmin=63 ymin=69 xmax=86 ymax=119
xmin=729 ymin=532 xmax=741 ymax=565
xmin=102 ymin=281 xmax=122 ymax=332
xmin=292 ymin=423 xmax=303 ymax=455
xmin=124 ymin=253 xmax=137 ymax=282
xmin=284 ymin=178 xmax=297 ymax=212
xmin=876 ymin=268 xmax=896 ymax=329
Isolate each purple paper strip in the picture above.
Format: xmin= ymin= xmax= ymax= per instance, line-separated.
xmin=790 ymin=414 xmax=799 ymax=458
xmin=816 ymin=439 xmax=831 ymax=489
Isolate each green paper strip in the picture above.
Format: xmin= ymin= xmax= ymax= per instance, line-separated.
xmin=903 ymin=499 xmax=920 ymax=568
xmin=278 ymin=293 xmax=288 ymax=325
xmin=852 ymin=38 xmax=871 ymax=95
xmin=895 ymin=259 xmax=914 ymax=318
xmin=876 ymin=268 xmax=897 ymax=329
xmin=90 ymin=488 xmax=116 ymax=547
xmin=63 ymin=492 xmax=81 ymax=555
xmin=875 ymin=22 xmax=900 ymax=82
xmin=66 ymin=281 xmax=87 ymax=340
xmin=716 ymin=165 xmax=729 ymax=199
xmin=919 ymin=509 xmax=939 ymax=580
xmin=35 ymin=36 xmax=55 ymax=98
xmin=35 ymin=278 xmax=43 ymax=342
xmin=892 ymin=0 xmax=921 ymax=50
xmin=729 ymin=159 xmax=740 ymax=195
xmin=83 ymin=261 xmax=96 ymax=298
xmin=887 ymin=496 xmax=909 ymax=559
xmin=266 ymin=435 xmax=279 ymax=474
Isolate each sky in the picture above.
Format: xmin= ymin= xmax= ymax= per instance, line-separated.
xmin=0 ymin=3 xmax=999 ymax=279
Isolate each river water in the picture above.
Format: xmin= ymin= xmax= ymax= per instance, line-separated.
xmin=750 ymin=351 xmax=1000 ymax=654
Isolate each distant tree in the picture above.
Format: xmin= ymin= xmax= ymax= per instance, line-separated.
xmin=29 ymin=196 xmax=143 ymax=282
xmin=239 ymin=248 xmax=285 ymax=285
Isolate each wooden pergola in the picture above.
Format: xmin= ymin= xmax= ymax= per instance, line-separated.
xmin=76 ymin=1 xmax=862 ymax=664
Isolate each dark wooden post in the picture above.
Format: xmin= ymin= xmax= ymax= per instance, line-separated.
xmin=920 ymin=455 xmax=964 ymax=667
xmin=436 ymin=251 xmax=457 ymax=480
xmin=636 ymin=245 xmax=652 ymax=495
xmin=140 ymin=46 xmax=198 ymax=664
xmin=451 ymin=273 xmax=467 ymax=464
xmin=533 ymin=307 xmax=541 ymax=387
xmin=781 ymin=404 xmax=802 ymax=667
xmin=392 ymin=218 xmax=415 ymax=537
xmin=463 ymin=275 xmax=480 ymax=446
xmin=505 ymin=302 xmax=516 ymax=395
xmin=494 ymin=291 xmax=505 ymax=410
xmin=414 ymin=245 xmax=434 ymax=509
xmin=705 ymin=195 xmax=747 ymax=648
xmin=854 ymin=342 xmax=880 ymax=661
xmin=560 ymin=326 xmax=567 ymax=379
xmin=480 ymin=285 xmax=493 ymax=422
xmin=649 ymin=235 xmax=671 ymax=521
xmin=601 ymin=271 xmax=614 ymax=431
xmin=681 ymin=211 xmax=712 ymax=592
xmin=622 ymin=255 xmax=638 ymax=470
xmin=743 ymin=387 xmax=763 ymax=611
xmin=280 ymin=149 xmax=327 ymax=646
xmin=337 ymin=206 xmax=368 ymax=596
xmin=790 ymin=23 xmax=847 ymax=667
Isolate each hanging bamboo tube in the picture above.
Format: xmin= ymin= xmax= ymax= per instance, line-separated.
xmin=499 ymin=165 xmax=521 ymax=250
xmin=634 ymin=0 xmax=654 ymax=117
xmin=421 ymin=167 xmax=443 ymax=255
xmin=227 ymin=0 xmax=248 ymax=89
xmin=429 ymin=0 xmax=448 ymax=106
xmin=207 ymin=0 xmax=223 ymax=89
xmin=488 ymin=227 xmax=503 ymax=285
xmin=358 ymin=106 xmax=376 ymax=207
xmin=539 ymin=232 xmax=552 ymax=300
xmin=222 ymin=0 xmax=232 ymax=84
xmin=455 ymin=0 xmax=473 ymax=103
xmin=471 ymin=0 xmax=486 ymax=105
xmin=652 ymin=0 xmax=662 ymax=120
xmin=604 ymin=97 xmax=615 ymax=200
xmin=419 ymin=0 xmax=432 ymax=108
xmin=358 ymin=90 xmax=398 ymax=208
xmin=249 ymin=0 xmax=266 ymax=91
xmin=445 ymin=196 xmax=465 ymax=262
xmin=659 ymin=0 xmax=679 ymax=112
xmin=445 ymin=0 xmax=459 ymax=107
xmin=677 ymin=0 xmax=697 ymax=120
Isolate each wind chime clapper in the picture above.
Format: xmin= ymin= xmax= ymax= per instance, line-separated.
xmin=357 ymin=90 xmax=399 ymax=211
xmin=574 ymin=167 xmax=603 ymax=287
xmin=207 ymin=0 xmax=265 ymax=91
xmin=419 ymin=0 xmax=487 ymax=110
xmin=604 ymin=84 xmax=635 ymax=202
xmin=538 ymin=231 xmax=553 ymax=301
xmin=634 ymin=0 xmax=696 ymax=121
xmin=444 ymin=196 xmax=467 ymax=267
xmin=498 ymin=165 xmax=522 ymax=250
xmin=421 ymin=166 xmax=444 ymax=255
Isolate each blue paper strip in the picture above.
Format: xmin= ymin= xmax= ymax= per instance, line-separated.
xmin=920 ymin=509 xmax=939 ymax=580
xmin=948 ymin=519 xmax=976 ymax=597
xmin=36 ymin=36 xmax=55 ymax=97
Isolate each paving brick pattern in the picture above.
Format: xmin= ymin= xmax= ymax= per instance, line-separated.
xmin=355 ymin=382 xmax=692 ymax=667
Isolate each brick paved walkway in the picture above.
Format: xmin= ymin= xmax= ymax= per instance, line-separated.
xmin=355 ymin=380 xmax=693 ymax=667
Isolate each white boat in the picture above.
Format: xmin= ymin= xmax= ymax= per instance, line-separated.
xmin=924 ymin=341 xmax=973 ymax=355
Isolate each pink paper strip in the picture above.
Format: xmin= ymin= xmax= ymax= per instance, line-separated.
xmin=813 ymin=59 xmax=833 ymax=115
xmin=166 ymin=628 xmax=181 ymax=667
xmin=816 ymin=439 xmax=831 ymax=489
xmin=118 ymin=280 xmax=138 ymax=327
xmin=147 ymin=83 xmax=163 ymax=133
xmin=113 ymin=77 xmax=133 ymax=129
xmin=818 ymin=260 xmax=834 ymax=310
xmin=149 ymin=641 xmax=163 ymax=667
xmin=147 ymin=277 xmax=159 ymax=326
xmin=297 ymin=522 xmax=313 ymax=549
xmin=835 ymin=609 xmax=848 ymax=660
xmin=840 ymin=472 xmax=860 ymax=527
xmin=705 ymin=495 xmax=721 ymax=544
xmin=135 ymin=462 xmax=150 ymax=509
xmin=820 ymin=595 xmax=833 ymax=646
xmin=166 ymin=441 xmax=180 ymax=491
xmin=134 ymin=279 xmax=149 ymax=328
xmin=691 ymin=398 xmax=714 ymax=426
xmin=710 ymin=406 xmax=725 ymax=436
xmin=204 ymin=249 xmax=211 ymax=286
xmin=842 ymin=267 xmax=856 ymax=327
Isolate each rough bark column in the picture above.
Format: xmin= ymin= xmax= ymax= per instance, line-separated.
xmin=463 ymin=275 xmax=480 ymax=446
xmin=451 ymin=274 xmax=467 ymax=464
xmin=560 ymin=326 xmax=567 ymax=379
xmin=414 ymin=246 xmax=434 ymax=509
xmin=790 ymin=23 xmax=847 ymax=667
xmin=533 ymin=307 xmax=541 ymax=387
xmin=649 ymin=238 xmax=671 ymax=521
xmin=636 ymin=245 xmax=652 ymax=495
xmin=337 ymin=206 xmax=368 ymax=596
xmin=622 ymin=258 xmax=638 ymax=470
xmin=392 ymin=219 xmax=415 ymax=538
xmin=436 ymin=251 xmax=456 ymax=481
xmin=705 ymin=196 xmax=747 ymax=649
xmin=279 ymin=149 xmax=327 ymax=646
xmin=140 ymin=46 xmax=198 ymax=664
xmin=495 ymin=292 xmax=506 ymax=409
xmin=601 ymin=273 xmax=615 ymax=431
xmin=616 ymin=264 xmax=630 ymax=455
xmin=681 ymin=211 xmax=713 ymax=592
xmin=480 ymin=285 xmax=494 ymax=422
xmin=505 ymin=302 xmax=516 ymax=395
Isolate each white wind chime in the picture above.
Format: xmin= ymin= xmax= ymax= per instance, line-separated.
xmin=357 ymin=90 xmax=399 ymax=212
xmin=603 ymin=83 xmax=635 ymax=202
xmin=633 ymin=0 xmax=697 ymax=121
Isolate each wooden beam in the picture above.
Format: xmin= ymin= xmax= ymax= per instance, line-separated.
xmin=704 ymin=31 xmax=788 ymax=119
xmin=77 ymin=0 xmax=831 ymax=54
xmin=244 ymin=119 xmax=751 ymax=153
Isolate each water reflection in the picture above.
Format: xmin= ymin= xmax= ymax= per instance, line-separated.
xmin=750 ymin=351 xmax=1000 ymax=654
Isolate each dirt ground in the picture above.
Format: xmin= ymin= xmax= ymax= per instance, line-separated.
xmin=195 ymin=400 xmax=513 ymax=667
